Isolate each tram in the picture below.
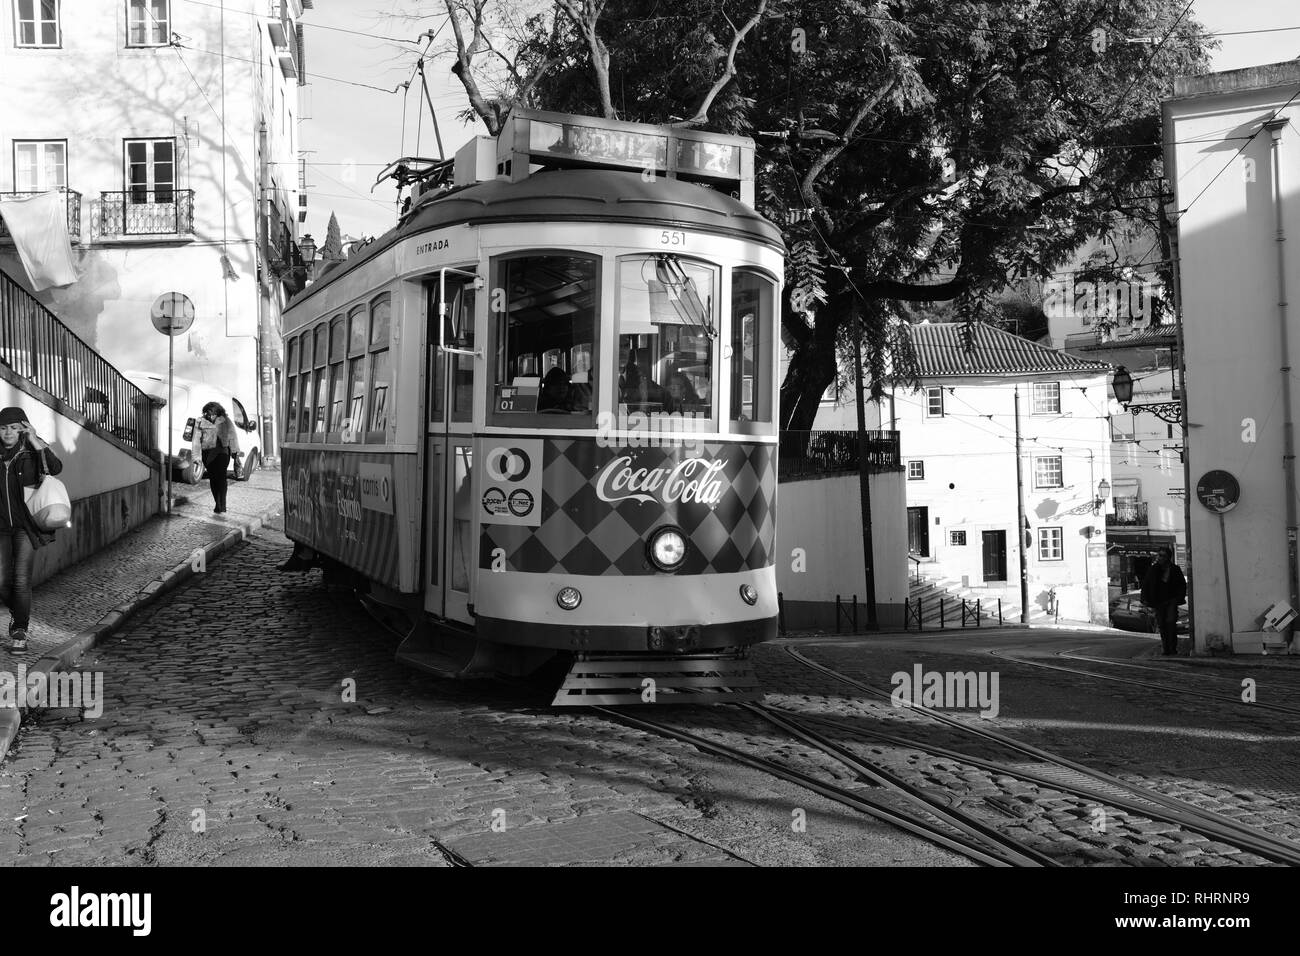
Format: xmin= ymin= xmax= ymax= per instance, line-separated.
xmin=280 ymin=110 xmax=783 ymax=704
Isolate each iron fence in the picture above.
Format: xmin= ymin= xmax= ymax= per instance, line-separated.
xmin=0 ymin=267 xmax=154 ymax=455
xmin=96 ymin=189 xmax=194 ymax=238
xmin=778 ymin=429 xmax=901 ymax=482
xmin=0 ymin=188 xmax=82 ymax=243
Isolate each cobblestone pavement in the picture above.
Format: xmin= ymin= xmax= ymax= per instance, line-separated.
xmin=2 ymin=512 xmax=1298 ymax=866
xmin=0 ymin=467 xmax=284 ymax=669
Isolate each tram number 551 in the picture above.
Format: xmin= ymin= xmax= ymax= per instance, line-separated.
xmin=660 ymin=230 xmax=686 ymax=246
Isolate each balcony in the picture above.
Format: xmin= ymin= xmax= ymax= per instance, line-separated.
xmin=94 ymin=190 xmax=195 ymax=240
xmin=0 ymin=188 xmax=82 ymax=243
xmin=779 ymin=429 xmax=902 ymax=482
xmin=1107 ymin=500 xmax=1149 ymax=527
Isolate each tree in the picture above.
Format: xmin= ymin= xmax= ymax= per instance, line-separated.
xmin=443 ymin=0 xmax=1214 ymax=430
xmin=319 ymin=211 xmax=344 ymax=264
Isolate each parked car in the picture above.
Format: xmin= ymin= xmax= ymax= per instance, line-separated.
xmin=125 ymin=372 xmax=263 ymax=484
xmin=1109 ymin=589 xmax=1189 ymax=633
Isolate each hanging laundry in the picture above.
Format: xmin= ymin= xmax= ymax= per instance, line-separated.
xmin=0 ymin=191 xmax=78 ymax=291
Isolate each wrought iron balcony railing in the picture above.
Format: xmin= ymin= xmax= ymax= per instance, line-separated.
xmin=0 ymin=188 xmax=82 ymax=243
xmin=1106 ymin=500 xmax=1149 ymax=527
xmin=779 ymin=429 xmax=902 ymax=482
xmin=95 ymin=189 xmax=195 ymax=239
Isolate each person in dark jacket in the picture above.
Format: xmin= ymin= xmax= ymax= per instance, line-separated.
xmin=1141 ymin=546 xmax=1187 ymax=656
xmin=0 ymin=407 xmax=63 ymax=651
xmin=192 ymin=402 xmax=240 ymax=514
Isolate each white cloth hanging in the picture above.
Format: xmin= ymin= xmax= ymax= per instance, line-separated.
xmin=0 ymin=191 xmax=78 ymax=291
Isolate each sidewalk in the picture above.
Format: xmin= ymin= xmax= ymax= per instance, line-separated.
xmin=0 ymin=467 xmax=285 ymax=760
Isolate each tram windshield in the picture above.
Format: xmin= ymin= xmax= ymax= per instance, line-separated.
xmin=491 ymin=254 xmax=598 ymax=425
xmin=617 ymin=255 xmax=716 ymax=430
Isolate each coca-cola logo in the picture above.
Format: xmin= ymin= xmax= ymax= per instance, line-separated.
xmin=595 ymin=455 xmax=726 ymax=506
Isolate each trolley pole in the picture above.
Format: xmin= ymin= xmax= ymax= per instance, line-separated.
xmin=1014 ymin=385 xmax=1030 ymax=624
xmin=853 ymin=308 xmax=878 ymax=629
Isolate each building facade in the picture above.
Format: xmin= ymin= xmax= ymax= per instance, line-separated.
xmin=1164 ymin=61 xmax=1300 ymax=653
xmin=819 ymin=323 xmax=1114 ymax=623
xmin=0 ymin=0 xmax=312 ymax=465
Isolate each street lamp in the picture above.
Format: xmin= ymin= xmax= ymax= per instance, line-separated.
xmin=1095 ymin=478 xmax=1110 ymax=515
xmin=1111 ymin=364 xmax=1182 ymax=424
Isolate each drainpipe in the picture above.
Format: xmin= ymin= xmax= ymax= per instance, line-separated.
xmin=1266 ymin=116 xmax=1300 ymax=643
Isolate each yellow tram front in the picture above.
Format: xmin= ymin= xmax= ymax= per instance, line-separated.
xmin=281 ymin=111 xmax=784 ymax=703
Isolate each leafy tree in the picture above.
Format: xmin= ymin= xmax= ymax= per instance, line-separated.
xmin=442 ymin=0 xmax=1213 ymax=430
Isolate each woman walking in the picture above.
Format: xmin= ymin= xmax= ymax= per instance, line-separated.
xmin=0 ymin=407 xmax=63 ymax=651
xmin=193 ymin=401 xmax=240 ymax=514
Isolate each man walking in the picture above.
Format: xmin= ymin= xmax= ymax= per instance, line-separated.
xmin=1141 ymin=546 xmax=1187 ymax=656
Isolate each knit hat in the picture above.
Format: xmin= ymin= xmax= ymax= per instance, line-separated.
xmin=0 ymin=407 xmax=27 ymax=427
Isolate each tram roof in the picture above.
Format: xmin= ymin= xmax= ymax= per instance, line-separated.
xmin=289 ymin=169 xmax=785 ymax=311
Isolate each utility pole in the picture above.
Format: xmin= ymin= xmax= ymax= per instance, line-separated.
xmin=853 ymin=308 xmax=878 ymax=629
xmin=1266 ymin=117 xmax=1300 ymax=642
xmin=1166 ymin=201 xmax=1195 ymax=646
xmin=1014 ymin=385 xmax=1030 ymax=623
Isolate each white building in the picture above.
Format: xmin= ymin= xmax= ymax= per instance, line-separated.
xmin=820 ymin=323 xmax=1114 ymax=623
xmin=1164 ymin=61 xmax=1300 ymax=653
xmin=0 ymin=0 xmax=313 ymax=465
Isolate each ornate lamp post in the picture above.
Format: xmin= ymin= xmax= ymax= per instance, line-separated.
xmin=1112 ymin=365 xmax=1182 ymax=424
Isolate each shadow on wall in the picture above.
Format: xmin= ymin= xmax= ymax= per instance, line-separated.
xmin=38 ymin=249 xmax=123 ymax=348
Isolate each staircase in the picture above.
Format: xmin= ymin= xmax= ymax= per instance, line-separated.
xmin=909 ymin=562 xmax=1050 ymax=626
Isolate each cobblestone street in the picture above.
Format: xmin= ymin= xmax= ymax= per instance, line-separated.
xmin=1 ymin=507 xmax=1297 ymax=867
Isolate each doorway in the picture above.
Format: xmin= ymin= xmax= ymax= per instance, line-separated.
xmin=907 ymin=506 xmax=929 ymax=557
xmin=982 ymin=530 xmax=1007 ymax=582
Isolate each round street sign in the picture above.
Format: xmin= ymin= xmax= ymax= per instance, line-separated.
xmin=1196 ymin=469 xmax=1240 ymax=513
xmin=151 ymin=292 xmax=195 ymax=335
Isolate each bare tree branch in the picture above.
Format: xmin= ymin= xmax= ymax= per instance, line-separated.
xmin=673 ymin=0 xmax=769 ymax=128
xmin=556 ymin=0 xmax=616 ymax=118
xmin=446 ymin=0 xmax=504 ymax=134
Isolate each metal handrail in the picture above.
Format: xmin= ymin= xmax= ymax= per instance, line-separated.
xmin=0 ymin=266 xmax=154 ymax=455
xmin=95 ymin=189 xmax=195 ymax=238
xmin=779 ymin=429 xmax=902 ymax=482
xmin=908 ymin=553 xmax=922 ymax=585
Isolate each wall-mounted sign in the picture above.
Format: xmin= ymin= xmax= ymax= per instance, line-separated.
xmin=1196 ymin=470 xmax=1240 ymax=513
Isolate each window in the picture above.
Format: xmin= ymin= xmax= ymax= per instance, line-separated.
xmin=490 ymin=254 xmax=599 ymax=427
xmin=285 ymin=337 xmax=298 ymax=438
xmin=429 ymin=278 xmax=476 ymax=425
xmin=327 ymin=315 xmax=346 ymax=433
xmin=297 ymin=335 xmax=312 ymax=433
xmin=367 ymin=294 xmax=392 ymax=438
xmin=925 ymin=386 xmax=944 ymax=417
xmin=14 ymin=140 xmax=65 ymax=192
xmin=615 ymin=254 xmax=714 ymax=431
xmin=907 ymin=460 xmax=925 ymax=480
xmin=126 ymin=0 xmax=168 ymax=46
xmin=1038 ymin=527 xmax=1063 ymax=561
xmin=731 ymin=270 xmax=775 ymax=426
xmin=1031 ymin=382 xmax=1061 ymax=415
xmin=344 ymin=305 xmax=366 ymax=441
xmin=15 ymin=0 xmax=59 ymax=46
xmin=125 ymin=138 xmax=175 ymax=204
xmin=950 ymin=530 xmax=966 ymax=546
xmin=1034 ymin=455 xmax=1063 ymax=489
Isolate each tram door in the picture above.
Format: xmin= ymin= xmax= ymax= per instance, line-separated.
xmin=424 ymin=274 xmax=477 ymax=625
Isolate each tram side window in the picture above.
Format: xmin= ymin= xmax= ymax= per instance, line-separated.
xmin=345 ymin=305 xmax=367 ymax=442
xmin=328 ymin=315 xmax=347 ymax=435
xmin=490 ymin=254 xmax=598 ymax=425
xmin=616 ymin=254 xmax=716 ymax=430
xmin=285 ymin=337 xmax=298 ymax=441
xmin=367 ymin=293 xmax=392 ymax=440
xmin=298 ymin=332 xmax=313 ymax=434
xmin=730 ymin=270 xmax=775 ymax=426
xmin=312 ymin=323 xmax=330 ymax=434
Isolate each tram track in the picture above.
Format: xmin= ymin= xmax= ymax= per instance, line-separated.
xmin=987 ymin=645 xmax=1300 ymax=719
xmin=782 ymin=644 xmax=1300 ymax=866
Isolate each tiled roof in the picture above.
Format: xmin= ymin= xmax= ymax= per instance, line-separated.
xmin=1077 ymin=326 xmax=1178 ymax=351
xmin=909 ymin=322 xmax=1111 ymax=377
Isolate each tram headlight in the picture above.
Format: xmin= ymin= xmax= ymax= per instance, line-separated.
xmin=556 ymin=586 xmax=582 ymax=611
xmin=740 ymin=584 xmax=758 ymax=606
xmin=648 ymin=527 xmax=687 ymax=572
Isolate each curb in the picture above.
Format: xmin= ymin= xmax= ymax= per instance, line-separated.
xmin=0 ymin=501 xmax=283 ymax=763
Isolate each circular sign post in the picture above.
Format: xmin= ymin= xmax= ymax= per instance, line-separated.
xmin=1196 ymin=469 xmax=1241 ymax=639
xmin=151 ymin=293 xmax=196 ymax=513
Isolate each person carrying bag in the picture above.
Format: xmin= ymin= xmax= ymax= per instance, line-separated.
xmin=0 ymin=407 xmax=64 ymax=651
xmin=192 ymin=401 xmax=240 ymax=514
